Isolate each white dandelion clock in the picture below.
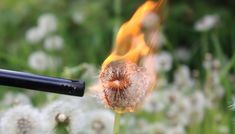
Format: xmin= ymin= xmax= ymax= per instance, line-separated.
xmin=175 ymin=47 xmax=190 ymax=62
xmin=190 ymin=91 xmax=207 ymax=110
xmin=166 ymin=125 xmax=186 ymax=134
xmin=144 ymin=91 xmax=166 ymax=113
xmin=0 ymin=105 xmax=48 ymax=134
xmin=47 ymin=56 xmax=62 ymax=70
xmin=174 ymin=65 xmax=194 ymax=89
xmin=71 ymin=109 xmax=114 ymax=134
xmin=124 ymin=117 xmax=154 ymax=134
xmin=72 ymin=11 xmax=86 ymax=24
xmin=153 ymin=123 xmax=167 ymax=134
xmin=42 ymin=100 xmax=80 ymax=130
xmin=194 ymin=14 xmax=219 ymax=32
xmin=154 ymin=51 xmax=173 ymax=72
xmin=28 ymin=51 xmax=49 ymax=71
xmin=38 ymin=13 xmax=57 ymax=34
xmin=25 ymin=27 xmax=45 ymax=44
xmin=59 ymin=94 xmax=104 ymax=112
xmin=1 ymin=93 xmax=31 ymax=107
xmin=44 ymin=35 xmax=64 ymax=51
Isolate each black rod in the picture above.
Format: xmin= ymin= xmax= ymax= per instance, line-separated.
xmin=0 ymin=69 xmax=85 ymax=97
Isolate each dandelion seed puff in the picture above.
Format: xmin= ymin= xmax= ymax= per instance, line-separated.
xmin=47 ymin=56 xmax=62 ymax=70
xmin=144 ymin=92 xmax=166 ymax=113
xmin=1 ymin=92 xmax=31 ymax=107
xmin=28 ymin=51 xmax=49 ymax=71
xmin=174 ymin=65 xmax=194 ymax=88
xmin=190 ymin=92 xmax=208 ymax=122
xmin=38 ymin=13 xmax=57 ymax=34
xmin=99 ymin=60 xmax=151 ymax=113
xmin=71 ymin=109 xmax=114 ymax=134
xmin=0 ymin=105 xmax=48 ymax=134
xmin=44 ymin=35 xmax=64 ymax=51
xmin=175 ymin=47 xmax=190 ymax=62
xmin=72 ymin=11 xmax=86 ymax=24
xmin=25 ymin=27 xmax=44 ymax=44
xmin=124 ymin=117 xmax=154 ymax=134
xmin=42 ymin=100 xmax=80 ymax=129
xmin=59 ymin=94 xmax=104 ymax=112
xmin=194 ymin=14 xmax=219 ymax=32
xmin=154 ymin=51 xmax=172 ymax=72
xmin=166 ymin=125 xmax=186 ymax=134
xmin=152 ymin=123 xmax=167 ymax=134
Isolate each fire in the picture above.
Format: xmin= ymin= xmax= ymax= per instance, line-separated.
xmin=98 ymin=0 xmax=166 ymax=113
xmin=102 ymin=0 xmax=165 ymax=68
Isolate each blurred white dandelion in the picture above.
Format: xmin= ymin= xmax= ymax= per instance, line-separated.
xmin=25 ymin=27 xmax=45 ymax=44
xmin=174 ymin=65 xmax=194 ymax=88
xmin=47 ymin=56 xmax=62 ymax=70
xmin=1 ymin=92 xmax=31 ymax=107
xmin=0 ymin=105 xmax=48 ymax=134
xmin=72 ymin=11 xmax=86 ymax=24
xmin=38 ymin=13 xmax=57 ymax=34
xmin=44 ymin=35 xmax=64 ymax=51
xmin=144 ymin=91 xmax=166 ymax=113
xmin=125 ymin=117 xmax=154 ymax=134
xmin=194 ymin=14 xmax=219 ymax=32
xmin=71 ymin=109 xmax=114 ymax=134
xmin=154 ymin=51 xmax=173 ymax=72
xmin=175 ymin=47 xmax=190 ymax=62
xmin=59 ymin=94 xmax=104 ymax=112
xmin=166 ymin=125 xmax=186 ymax=134
xmin=42 ymin=100 xmax=80 ymax=130
xmin=152 ymin=123 xmax=167 ymax=134
xmin=28 ymin=51 xmax=49 ymax=71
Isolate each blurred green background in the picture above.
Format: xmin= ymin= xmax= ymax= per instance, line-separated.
xmin=0 ymin=0 xmax=234 ymax=134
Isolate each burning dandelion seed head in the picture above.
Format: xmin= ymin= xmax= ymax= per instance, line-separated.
xmin=99 ymin=60 xmax=151 ymax=113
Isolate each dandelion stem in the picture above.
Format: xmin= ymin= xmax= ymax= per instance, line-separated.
xmin=113 ymin=112 xmax=121 ymax=134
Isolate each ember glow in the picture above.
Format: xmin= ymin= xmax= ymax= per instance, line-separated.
xmin=99 ymin=0 xmax=165 ymax=113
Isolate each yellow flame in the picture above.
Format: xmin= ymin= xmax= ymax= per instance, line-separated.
xmin=102 ymin=0 xmax=165 ymax=69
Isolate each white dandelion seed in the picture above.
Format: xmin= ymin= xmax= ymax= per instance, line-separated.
xmin=1 ymin=92 xmax=31 ymax=107
xmin=218 ymin=125 xmax=229 ymax=134
xmin=166 ymin=125 xmax=186 ymax=134
xmin=190 ymin=91 xmax=208 ymax=110
xmin=59 ymin=94 xmax=104 ymax=112
xmin=42 ymin=100 xmax=80 ymax=130
xmin=44 ymin=35 xmax=64 ymax=51
xmin=71 ymin=109 xmax=114 ymax=134
xmin=47 ymin=56 xmax=62 ymax=70
xmin=203 ymin=53 xmax=213 ymax=70
xmin=0 ymin=105 xmax=48 ymax=134
xmin=194 ymin=14 xmax=219 ymax=32
xmin=28 ymin=51 xmax=49 ymax=71
xmin=166 ymin=97 xmax=191 ymax=126
xmin=154 ymin=51 xmax=173 ymax=72
xmin=175 ymin=47 xmax=190 ymax=62
xmin=38 ymin=13 xmax=57 ymax=34
xmin=124 ymin=117 xmax=154 ymax=134
xmin=25 ymin=27 xmax=45 ymax=44
xmin=72 ymin=11 xmax=86 ymax=24
xmin=143 ymin=91 xmax=166 ymax=113
xmin=152 ymin=123 xmax=167 ymax=134
xmin=174 ymin=65 xmax=194 ymax=89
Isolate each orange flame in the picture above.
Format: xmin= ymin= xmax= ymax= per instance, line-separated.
xmin=102 ymin=0 xmax=165 ymax=69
